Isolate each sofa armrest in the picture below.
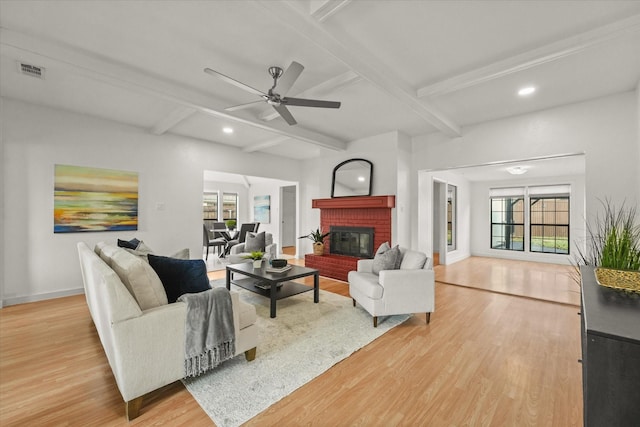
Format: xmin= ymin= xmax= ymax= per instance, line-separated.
xmin=110 ymin=301 xmax=187 ymax=402
xmin=357 ymin=259 xmax=374 ymax=273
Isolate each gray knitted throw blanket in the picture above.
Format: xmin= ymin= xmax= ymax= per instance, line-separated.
xmin=177 ymin=287 xmax=236 ymax=377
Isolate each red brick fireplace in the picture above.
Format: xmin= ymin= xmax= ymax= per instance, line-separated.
xmin=305 ymin=195 xmax=395 ymax=281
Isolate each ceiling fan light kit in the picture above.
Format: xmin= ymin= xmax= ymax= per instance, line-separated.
xmin=204 ymin=61 xmax=341 ymax=126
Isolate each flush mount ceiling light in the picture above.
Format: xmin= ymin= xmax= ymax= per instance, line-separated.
xmin=506 ymin=166 xmax=528 ymax=175
xmin=518 ymin=86 xmax=536 ymax=96
xmin=222 ymin=127 xmax=234 ymax=134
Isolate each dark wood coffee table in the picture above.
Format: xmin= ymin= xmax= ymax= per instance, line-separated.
xmin=225 ymin=263 xmax=319 ymax=318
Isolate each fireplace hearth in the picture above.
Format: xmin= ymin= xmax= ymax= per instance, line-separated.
xmin=330 ymin=226 xmax=374 ymax=258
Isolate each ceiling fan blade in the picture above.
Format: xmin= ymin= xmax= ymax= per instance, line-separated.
xmin=275 ymin=61 xmax=304 ymax=95
xmin=273 ymin=104 xmax=297 ymax=125
xmin=204 ymin=68 xmax=266 ymax=96
xmin=282 ymin=97 xmax=341 ymax=108
xmin=225 ymin=99 xmax=266 ymax=112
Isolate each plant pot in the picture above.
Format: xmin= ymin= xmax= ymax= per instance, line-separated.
xmin=253 ymin=259 xmax=263 ymax=269
xmin=313 ymin=242 xmax=325 ymax=256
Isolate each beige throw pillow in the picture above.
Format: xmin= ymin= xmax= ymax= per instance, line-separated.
xmin=110 ymin=249 xmax=168 ymax=310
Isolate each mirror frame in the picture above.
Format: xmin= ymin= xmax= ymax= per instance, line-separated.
xmin=331 ymin=158 xmax=373 ymax=198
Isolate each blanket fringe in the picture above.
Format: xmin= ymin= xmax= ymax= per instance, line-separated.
xmin=184 ymin=340 xmax=235 ymax=378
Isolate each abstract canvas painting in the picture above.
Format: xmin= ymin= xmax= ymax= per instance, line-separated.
xmin=254 ymin=195 xmax=270 ymax=224
xmin=54 ymin=164 xmax=138 ymax=233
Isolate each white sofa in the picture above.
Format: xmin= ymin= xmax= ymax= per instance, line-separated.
xmin=77 ymin=241 xmax=259 ymax=420
xmin=348 ymin=247 xmax=435 ymax=327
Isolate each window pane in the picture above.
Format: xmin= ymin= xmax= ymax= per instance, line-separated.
xmin=203 ymin=193 xmax=218 ymax=220
xmin=490 ymin=196 xmax=524 ymax=251
xmin=222 ymin=193 xmax=237 ymax=222
xmin=530 ymin=196 xmax=570 ymax=254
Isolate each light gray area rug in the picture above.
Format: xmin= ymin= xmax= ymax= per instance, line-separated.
xmin=182 ymin=283 xmax=409 ymax=427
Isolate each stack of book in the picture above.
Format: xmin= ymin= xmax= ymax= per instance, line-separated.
xmin=266 ymin=265 xmax=292 ymax=274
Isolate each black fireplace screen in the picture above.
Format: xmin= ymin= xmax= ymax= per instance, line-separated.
xmin=330 ymin=226 xmax=375 ymax=258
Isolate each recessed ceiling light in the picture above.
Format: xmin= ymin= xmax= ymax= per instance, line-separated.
xmin=518 ymin=86 xmax=536 ymax=96
xmin=222 ymin=127 xmax=233 ymax=134
xmin=357 ymin=176 xmax=365 ymax=182
xmin=506 ymin=166 xmax=528 ymax=175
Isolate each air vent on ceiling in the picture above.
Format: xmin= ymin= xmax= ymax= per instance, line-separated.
xmin=17 ymin=62 xmax=45 ymax=79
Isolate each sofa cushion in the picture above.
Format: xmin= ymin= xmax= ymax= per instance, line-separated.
xmin=237 ymin=299 xmax=257 ymax=329
xmin=148 ymin=255 xmax=210 ymax=303
xmin=400 ymin=250 xmax=427 ymax=270
xmin=244 ymin=231 xmax=266 ymax=252
xmin=110 ymin=249 xmax=168 ymax=310
xmin=98 ymin=243 xmax=122 ymax=267
xmin=372 ymin=245 xmax=400 ymax=275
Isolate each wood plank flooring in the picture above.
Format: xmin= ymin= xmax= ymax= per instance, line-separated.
xmin=435 ymin=256 xmax=580 ymax=306
xmin=0 ymin=259 xmax=582 ymax=426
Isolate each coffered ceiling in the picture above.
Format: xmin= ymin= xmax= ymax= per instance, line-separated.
xmin=1 ymin=1 xmax=639 ymax=162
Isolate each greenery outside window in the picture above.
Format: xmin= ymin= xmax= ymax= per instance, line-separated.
xmin=203 ymin=192 xmax=218 ymax=220
xmin=530 ymin=196 xmax=569 ymax=254
xmin=223 ymin=192 xmax=237 ymax=223
xmin=491 ymin=196 xmax=525 ymax=251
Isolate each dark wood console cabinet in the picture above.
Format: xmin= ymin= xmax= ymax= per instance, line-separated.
xmin=580 ymin=266 xmax=640 ymax=426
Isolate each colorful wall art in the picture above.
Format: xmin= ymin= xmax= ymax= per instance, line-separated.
xmin=54 ymin=164 xmax=138 ymax=233
xmin=254 ymin=195 xmax=270 ymax=224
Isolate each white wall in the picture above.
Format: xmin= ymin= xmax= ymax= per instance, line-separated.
xmin=637 ymin=80 xmax=640 ymax=205
xmin=0 ymin=129 xmax=5 ymax=307
xmin=1 ymin=98 xmax=305 ymax=305
xmin=412 ymin=91 xmax=638 ymax=264
xmin=470 ymin=174 xmax=585 ymax=265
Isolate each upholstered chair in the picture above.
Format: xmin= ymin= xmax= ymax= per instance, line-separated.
xmin=348 ymin=247 xmax=434 ymax=327
xmin=227 ymin=231 xmax=277 ymax=264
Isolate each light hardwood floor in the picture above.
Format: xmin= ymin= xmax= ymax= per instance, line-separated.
xmin=435 ymin=256 xmax=580 ymax=307
xmin=0 ymin=259 xmax=583 ymax=426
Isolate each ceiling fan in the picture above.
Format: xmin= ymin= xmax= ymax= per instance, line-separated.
xmin=204 ymin=61 xmax=341 ymax=126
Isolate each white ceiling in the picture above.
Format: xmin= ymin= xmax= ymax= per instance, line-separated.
xmin=1 ymin=1 xmax=639 ymax=171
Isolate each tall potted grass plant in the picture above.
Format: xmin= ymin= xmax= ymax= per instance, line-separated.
xmin=574 ymin=199 xmax=640 ymax=291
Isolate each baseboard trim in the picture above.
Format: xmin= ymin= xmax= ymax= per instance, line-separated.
xmin=2 ymin=288 xmax=85 ymax=307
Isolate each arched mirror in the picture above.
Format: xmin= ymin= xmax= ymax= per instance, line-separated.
xmin=331 ymin=158 xmax=373 ymax=198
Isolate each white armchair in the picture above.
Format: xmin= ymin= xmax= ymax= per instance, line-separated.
xmin=348 ymin=248 xmax=434 ymax=327
xmin=228 ymin=232 xmax=277 ymax=264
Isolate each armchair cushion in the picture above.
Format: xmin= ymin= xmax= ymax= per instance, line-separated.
xmin=148 ymin=255 xmax=210 ymax=303
xmin=244 ymin=231 xmax=266 ymax=252
xmin=372 ymin=244 xmax=401 ymax=275
xmin=399 ymin=250 xmax=427 ymax=270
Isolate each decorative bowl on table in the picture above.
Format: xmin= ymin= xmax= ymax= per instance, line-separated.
xmin=271 ymin=259 xmax=288 ymax=268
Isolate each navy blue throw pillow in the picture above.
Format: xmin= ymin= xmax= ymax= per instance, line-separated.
xmin=117 ymin=238 xmax=140 ymax=250
xmin=147 ymin=254 xmax=210 ymax=303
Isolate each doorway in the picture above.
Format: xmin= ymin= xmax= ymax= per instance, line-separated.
xmin=280 ymin=185 xmax=297 ymax=257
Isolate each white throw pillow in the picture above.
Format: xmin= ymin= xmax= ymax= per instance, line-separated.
xmin=110 ymin=249 xmax=168 ymax=310
xmin=400 ymin=251 xmax=427 ymax=270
